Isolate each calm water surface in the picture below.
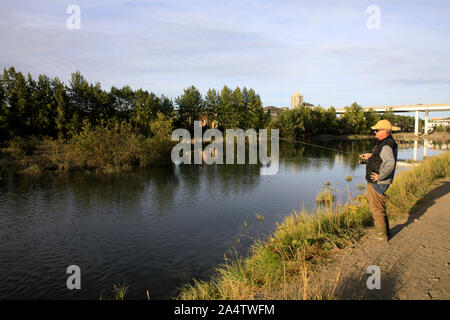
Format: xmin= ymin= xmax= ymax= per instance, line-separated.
xmin=0 ymin=140 xmax=446 ymax=299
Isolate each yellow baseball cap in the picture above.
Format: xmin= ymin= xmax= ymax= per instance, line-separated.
xmin=370 ymin=119 xmax=400 ymax=131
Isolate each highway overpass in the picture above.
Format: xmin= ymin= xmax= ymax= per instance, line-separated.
xmin=334 ymin=104 xmax=450 ymax=135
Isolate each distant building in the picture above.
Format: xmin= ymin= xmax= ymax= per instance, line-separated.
xmin=429 ymin=116 xmax=450 ymax=128
xmin=263 ymin=106 xmax=281 ymax=118
xmin=290 ymin=92 xmax=303 ymax=109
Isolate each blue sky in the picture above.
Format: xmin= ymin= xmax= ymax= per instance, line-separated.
xmin=1 ymin=0 xmax=449 ymax=118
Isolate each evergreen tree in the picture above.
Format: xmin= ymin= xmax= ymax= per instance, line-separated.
xmin=175 ymin=85 xmax=203 ymax=130
xmin=110 ymin=85 xmax=135 ymax=119
xmin=2 ymin=67 xmax=33 ymax=137
xmin=218 ymin=86 xmax=234 ymax=129
xmin=32 ymin=74 xmax=56 ymax=136
xmin=0 ymin=71 xmax=7 ymax=140
xmin=204 ymin=88 xmax=220 ymax=128
xmin=246 ymin=88 xmax=264 ymax=129
xmin=158 ymin=94 xmax=174 ymax=118
xmin=52 ymin=77 xmax=70 ymax=138
xmin=231 ymin=87 xmax=244 ymax=129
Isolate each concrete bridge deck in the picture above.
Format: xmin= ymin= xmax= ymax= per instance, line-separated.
xmin=334 ymin=104 xmax=450 ymax=135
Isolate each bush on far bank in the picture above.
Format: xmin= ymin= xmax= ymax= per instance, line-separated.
xmin=2 ymin=112 xmax=174 ymax=174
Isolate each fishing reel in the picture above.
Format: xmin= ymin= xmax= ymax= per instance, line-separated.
xmin=358 ymin=158 xmax=368 ymax=165
xmin=358 ymin=154 xmax=368 ymax=164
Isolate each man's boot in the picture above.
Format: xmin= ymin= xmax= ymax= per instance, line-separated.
xmin=384 ymin=215 xmax=391 ymax=239
xmin=375 ymin=225 xmax=389 ymax=242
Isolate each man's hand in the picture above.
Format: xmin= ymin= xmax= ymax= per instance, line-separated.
xmin=370 ymin=172 xmax=379 ymax=182
xmin=360 ymin=153 xmax=372 ymax=160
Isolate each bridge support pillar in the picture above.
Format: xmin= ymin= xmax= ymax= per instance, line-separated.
xmin=424 ymin=110 xmax=429 ymax=134
xmin=414 ymin=110 xmax=419 ymax=136
xmin=414 ymin=140 xmax=418 ymax=161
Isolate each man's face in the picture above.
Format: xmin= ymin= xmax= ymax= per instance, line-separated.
xmin=374 ymin=128 xmax=388 ymax=140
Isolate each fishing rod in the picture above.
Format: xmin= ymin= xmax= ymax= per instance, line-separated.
xmin=279 ymin=137 xmax=362 ymax=157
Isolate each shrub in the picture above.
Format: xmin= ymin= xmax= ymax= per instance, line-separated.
xmin=71 ymin=113 xmax=174 ymax=173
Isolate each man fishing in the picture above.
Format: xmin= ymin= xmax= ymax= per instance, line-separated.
xmin=360 ymin=120 xmax=399 ymax=242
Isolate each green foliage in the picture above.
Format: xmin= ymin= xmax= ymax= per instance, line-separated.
xmin=341 ymin=102 xmax=367 ymax=134
xmin=275 ymin=105 xmax=341 ymax=138
xmin=434 ymin=125 xmax=450 ymax=133
xmin=177 ymin=85 xmax=265 ymax=131
xmin=0 ymin=65 xmax=422 ymax=150
xmin=71 ymin=119 xmax=140 ymax=172
xmin=175 ymin=85 xmax=203 ymax=130
xmin=0 ymin=66 xmax=176 ymax=142
xmin=272 ymin=102 xmax=418 ymax=139
xmin=381 ymin=108 xmax=423 ymax=132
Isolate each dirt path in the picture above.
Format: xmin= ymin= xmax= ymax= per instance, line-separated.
xmin=316 ymin=178 xmax=450 ymax=300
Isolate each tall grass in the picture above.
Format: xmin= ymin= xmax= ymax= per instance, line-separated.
xmin=315 ymin=188 xmax=335 ymax=204
xmin=178 ymin=151 xmax=450 ymax=300
xmin=99 ymin=282 xmax=129 ymax=300
xmin=387 ymin=151 xmax=449 ymax=219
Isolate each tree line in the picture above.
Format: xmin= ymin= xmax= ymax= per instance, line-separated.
xmin=0 ymin=66 xmax=420 ymax=144
xmin=268 ymin=103 xmax=422 ymax=139
xmin=0 ymin=66 xmax=266 ymax=142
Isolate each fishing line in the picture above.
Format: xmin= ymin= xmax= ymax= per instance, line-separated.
xmin=279 ymin=137 xmax=361 ymax=156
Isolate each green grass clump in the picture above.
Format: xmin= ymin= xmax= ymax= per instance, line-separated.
xmin=113 ymin=282 xmax=129 ymax=300
xmin=315 ymin=188 xmax=335 ymax=204
xmin=99 ymin=282 xmax=129 ymax=300
xmin=255 ymin=213 xmax=265 ymax=221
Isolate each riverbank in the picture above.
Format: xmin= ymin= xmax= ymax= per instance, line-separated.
xmin=0 ymin=119 xmax=175 ymax=175
xmin=310 ymin=176 xmax=450 ymax=299
xmin=177 ymin=151 xmax=449 ymax=299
